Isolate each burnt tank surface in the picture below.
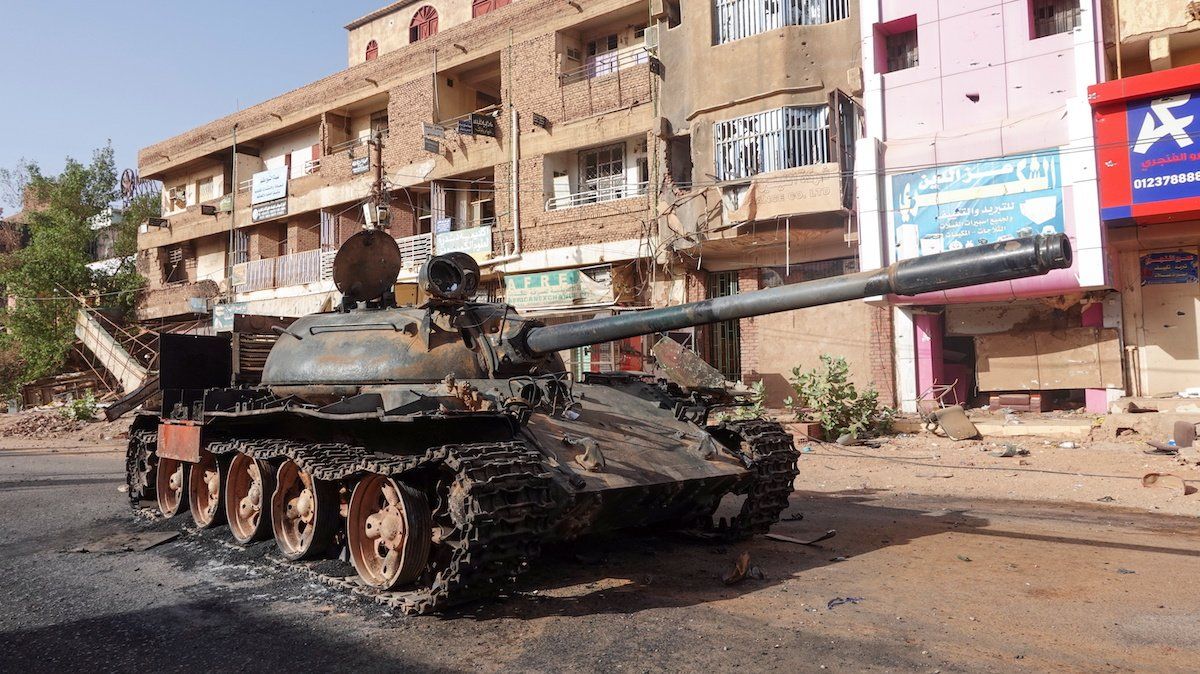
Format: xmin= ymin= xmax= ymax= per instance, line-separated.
xmin=122 ymin=229 xmax=1072 ymax=614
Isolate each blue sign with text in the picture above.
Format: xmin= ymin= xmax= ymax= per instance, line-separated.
xmin=891 ymin=151 xmax=1064 ymax=259
xmin=1127 ymin=91 xmax=1200 ymax=205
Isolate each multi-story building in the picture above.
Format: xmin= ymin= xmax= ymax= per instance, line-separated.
xmin=1089 ymin=0 xmax=1200 ymax=395
xmin=855 ymin=0 xmax=1115 ymax=413
xmin=136 ymin=0 xmax=882 ymax=398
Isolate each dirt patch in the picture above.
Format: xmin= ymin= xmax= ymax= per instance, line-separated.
xmin=0 ymin=410 xmax=131 ymax=442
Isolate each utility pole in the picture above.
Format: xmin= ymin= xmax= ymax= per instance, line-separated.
xmin=371 ymin=130 xmax=389 ymax=230
xmin=226 ymin=123 xmax=239 ymax=299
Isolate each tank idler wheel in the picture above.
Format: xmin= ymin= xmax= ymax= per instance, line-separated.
xmin=188 ymin=450 xmax=226 ymax=529
xmin=156 ymin=457 xmax=189 ymax=518
xmin=347 ymin=474 xmax=432 ymax=590
xmin=225 ymin=453 xmax=276 ymax=544
xmin=272 ymin=460 xmax=338 ymax=560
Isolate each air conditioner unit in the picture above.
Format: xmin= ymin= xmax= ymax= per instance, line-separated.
xmin=643 ymin=25 xmax=659 ymax=51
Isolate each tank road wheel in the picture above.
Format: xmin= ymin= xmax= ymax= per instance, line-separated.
xmin=155 ymin=457 xmax=189 ymax=518
xmin=225 ymin=454 xmax=276 ymax=544
xmin=271 ymin=460 xmax=338 ymax=560
xmin=188 ymin=450 xmax=226 ymax=528
xmin=347 ymin=474 xmax=432 ymax=590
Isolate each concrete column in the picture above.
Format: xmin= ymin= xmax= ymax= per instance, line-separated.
xmin=893 ymin=307 xmax=918 ymax=413
xmin=913 ymin=312 xmax=944 ymax=404
xmin=1082 ymin=302 xmax=1108 ymax=413
xmin=1149 ymin=35 xmax=1173 ymax=73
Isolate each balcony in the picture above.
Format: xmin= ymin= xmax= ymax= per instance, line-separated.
xmin=545 ymin=181 xmax=649 ymax=211
xmin=714 ymin=0 xmax=851 ymax=45
xmin=234 ymin=249 xmax=324 ymax=293
xmin=557 ymin=47 xmax=653 ymax=121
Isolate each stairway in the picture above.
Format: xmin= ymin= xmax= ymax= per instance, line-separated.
xmin=74 ymin=310 xmax=148 ymax=393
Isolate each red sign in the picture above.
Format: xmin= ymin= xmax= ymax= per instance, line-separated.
xmin=1091 ymin=63 xmax=1200 ymax=224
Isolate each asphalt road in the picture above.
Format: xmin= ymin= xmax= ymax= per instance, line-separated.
xmin=2 ymin=440 xmax=1199 ymax=673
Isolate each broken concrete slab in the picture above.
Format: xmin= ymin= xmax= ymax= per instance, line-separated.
xmin=66 ymin=531 xmax=179 ymax=554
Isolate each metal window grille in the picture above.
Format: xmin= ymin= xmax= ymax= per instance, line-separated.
xmin=715 ymin=0 xmax=851 ymax=44
xmin=581 ymin=144 xmax=626 ymax=198
xmin=1032 ymin=0 xmax=1080 ymax=39
xmin=319 ymin=211 xmax=336 ymax=251
xmin=706 ymin=271 xmax=742 ymax=381
xmin=714 ymin=106 xmax=830 ymax=181
xmin=232 ymin=229 xmax=249 ymax=266
xmin=885 ymin=29 xmax=919 ymax=72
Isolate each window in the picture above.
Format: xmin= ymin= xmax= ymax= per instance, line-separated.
xmin=1031 ymin=0 xmax=1080 ymax=39
xmin=885 ymin=28 xmax=919 ymax=72
xmin=668 ymin=136 xmax=693 ymax=186
xmin=586 ymin=34 xmax=621 ymax=77
xmin=715 ymin=0 xmax=851 ymax=44
xmin=365 ymin=39 xmax=379 ymax=61
xmin=714 ymin=106 xmax=830 ymax=181
xmin=472 ymin=0 xmax=511 ymax=18
xmin=581 ymin=144 xmax=626 ymax=200
xmin=232 ymin=229 xmax=249 ymax=266
xmin=409 ymin=6 xmax=439 ymax=42
xmin=370 ymin=110 xmax=389 ymax=138
xmin=197 ymin=177 xmax=215 ymax=203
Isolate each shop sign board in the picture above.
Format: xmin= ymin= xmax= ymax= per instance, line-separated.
xmin=435 ymin=226 xmax=492 ymax=258
xmin=1126 ymin=93 xmax=1200 ymax=208
xmin=212 ymin=302 xmax=249 ymax=333
xmin=505 ymin=265 xmax=614 ymax=309
xmin=351 ymin=157 xmax=371 ymax=175
xmin=1141 ymin=251 xmax=1199 ymax=285
xmin=251 ymin=166 xmax=289 ymax=205
xmin=891 ymin=151 xmax=1064 ymax=259
xmin=251 ymin=197 xmax=288 ymax=223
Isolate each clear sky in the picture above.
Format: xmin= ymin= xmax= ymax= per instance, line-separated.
xmin=0 ymin=0 xmax=384 ymax=209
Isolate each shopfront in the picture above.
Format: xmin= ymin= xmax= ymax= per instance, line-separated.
xmin=1091 ymin=63 xmax=1200 ymax=396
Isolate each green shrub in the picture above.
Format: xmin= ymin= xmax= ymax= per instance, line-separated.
xmin=714 ymin=380 xmax=767 ymax=422
xmin=61 ymin=392 xmax=98 ymax=421
xmin=785 ymin=355 xmax=893 ymax=439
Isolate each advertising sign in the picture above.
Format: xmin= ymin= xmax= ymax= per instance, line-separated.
xmin=351 ymin=156 xmax=370 ymax=175
xmin=212 ymin=302 xmax=249 ymax=333
xmin=1127 ymin=92 xmax=1200 ymax=207
xmin=457 ymin=119 xmax=474 ymax=136
xmin=470 ymin=113 xmax=497 ymax=138
xmin=435 ymin=225 xmax=492 ymax=258
xmin=891 ymin=151 xmax=1063 ymax=259
xmin=423 ymin=137 xmax=441 ymax=154
xmin=251 ymin=197 xmax=288 ymax=223
xmin=1141 ymin=252 xmax=1199 ymax=285
xmin=505 ymin=265 xmax=614 ymax=309
xmin=251 ymin=166 xmax=289 ymax=205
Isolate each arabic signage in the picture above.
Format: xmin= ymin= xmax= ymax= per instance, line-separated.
xmin=891 ymin=151 xmax=1063 ymax=259
xmin=470 ymin=113 xmax=497 ymax=138
xmin=351 ymin=156 xmax=370 ymax=175
xmin=1141 ymin=252 xmax=1199 ymax=285
xmin=434 ymin=217 xmax=453 ymax=234
xmin=457 ymin=119 xmax=474 ymax=136
xmin=212 ymin=302 xmax=249 ymax=332
xmin=422 ymin=122 xmax=445 ymax=138
xmin=505 ymin=265 xmax=614 ymax=310
xmin=251 ymin=166 xmax=289 ymax=205
xmin=251 ymin=197 xmax=288 ymax=223
xmin=1091 ymin=64 xmax=1200 ymax=221
xmin=435 ymin=225 xmax=493 ymax=258
xmin=424 ymin=137 xmax=441 ymax=154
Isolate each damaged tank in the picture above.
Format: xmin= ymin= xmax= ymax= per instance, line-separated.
xmin=123 ymin=229 xmax=1072 ymax=614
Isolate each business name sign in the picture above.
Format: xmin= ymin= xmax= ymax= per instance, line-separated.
xmin=891 ymin=151 xmax=1064 ymax=259
xmin=251 ymin=197 xmax=288 ymax=223
xmin=505 ymin=265 xmax=614 ymax=310
xmin=435 ymin=225 xmax=492 ymax=258
xmin=1141 ymin=251 xmax=1199 ymax=285
xmin=1091 ymin=64 xmax=1200 ymax=222
xmin=251 ymin=166 xmax=289 ymax=205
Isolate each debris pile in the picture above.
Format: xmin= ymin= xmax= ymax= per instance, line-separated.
xmin=0 ymin=411 xmax=88 ymax=437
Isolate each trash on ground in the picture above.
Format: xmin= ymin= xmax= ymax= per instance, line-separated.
xmin=931 ymin=405 xmax=980 ymax=441
xmin=826 ymin=596 xmax=864 ymax=610
xmin=765 ymin=529 xmax=836 ymax=546
xmin=1058 ymin=441 xmax=1078 ymax=449
xmin=1142 ymin=472 xmax=1197 ymax=495
xmin=915 ymin=472 xmax=955 ymax=479
xmin=956 ymin=554 xmax=972 ymax=562
xmin=800 ymin=446 xmax=814 ymax=453
xmin=1096 ymin=495 xmax=1116 ymax=502
xmin=1117 ymin=568 xmax=1136 ymax=575
xmin=66 ymin=531 xmax=179 ymax=554
xmin=721 ymin=551 xmax=764 ymax=585
xmin=992 ymin=443 xmax=1030 ymax=458
xmin=1144 ymin=440 xmax=1179 ymax=455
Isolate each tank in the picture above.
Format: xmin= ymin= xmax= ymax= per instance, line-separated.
xmin=123 ymin=231 xmax=1072 ymax=614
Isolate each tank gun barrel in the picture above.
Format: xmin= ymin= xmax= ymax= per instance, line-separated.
xmin=521 ymin=234 xmax=1072 ymax=356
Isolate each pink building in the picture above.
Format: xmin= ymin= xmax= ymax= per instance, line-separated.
xmin=855 ymin=0 xmax=1117 ymax=413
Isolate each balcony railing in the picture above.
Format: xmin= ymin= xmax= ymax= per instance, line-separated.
xmin=235 ymin=249 xmax=323 ymax=293
xmin=715 ymin=0 xmax=851 ymax=44
xmin=560 ymin=46 xmax=650 ymax=85
xmin=396 ymin=232 xmax=434 ymax=273
xmin=545 ymin=181 xmax=649 ymax=211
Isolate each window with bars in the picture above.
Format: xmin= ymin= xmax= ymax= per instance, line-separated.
xmin=714 ymin=106 xmax=830 ymax=181
xmin=580 ymin=144 xmax=626 ymax=198
xmin=885 ymin=28 xmax=919 ymax=72
xmin=365 ymin=39 xmax=379 ymax=61
xmin=715 ymin=0 xmax=851 ymax=44
xmin=706 ymin=271 xmax=741 ymax=381
xmin=232 ymin=229 xmax=249 ymax=265
xmin=1031 ymin=0 xmax=1080 ymax=39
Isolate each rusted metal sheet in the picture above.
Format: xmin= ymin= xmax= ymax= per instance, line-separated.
xmin=651 ymin=337 xmax=727 ymax=389
xmin=157 ymin=421 xmax=202 ymax=463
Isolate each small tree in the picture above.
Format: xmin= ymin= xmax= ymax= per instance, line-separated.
xmin=785 ymin=355 xmax=893 ymax=439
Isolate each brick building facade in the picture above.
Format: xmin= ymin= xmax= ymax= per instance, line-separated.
xmin=137 ymin=0 xmax=895 ymax=404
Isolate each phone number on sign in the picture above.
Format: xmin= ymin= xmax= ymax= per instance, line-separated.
xmin=1135 ymin=171 xmax=1200 ymax=189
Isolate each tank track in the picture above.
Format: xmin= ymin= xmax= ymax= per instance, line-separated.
xmin=125 ymin=429 xmax=158 ymax=508
xmin=711 ymin=419 xmax=800 ymax=540
xmin=160 ymin=437 xmax=560 ymax=615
